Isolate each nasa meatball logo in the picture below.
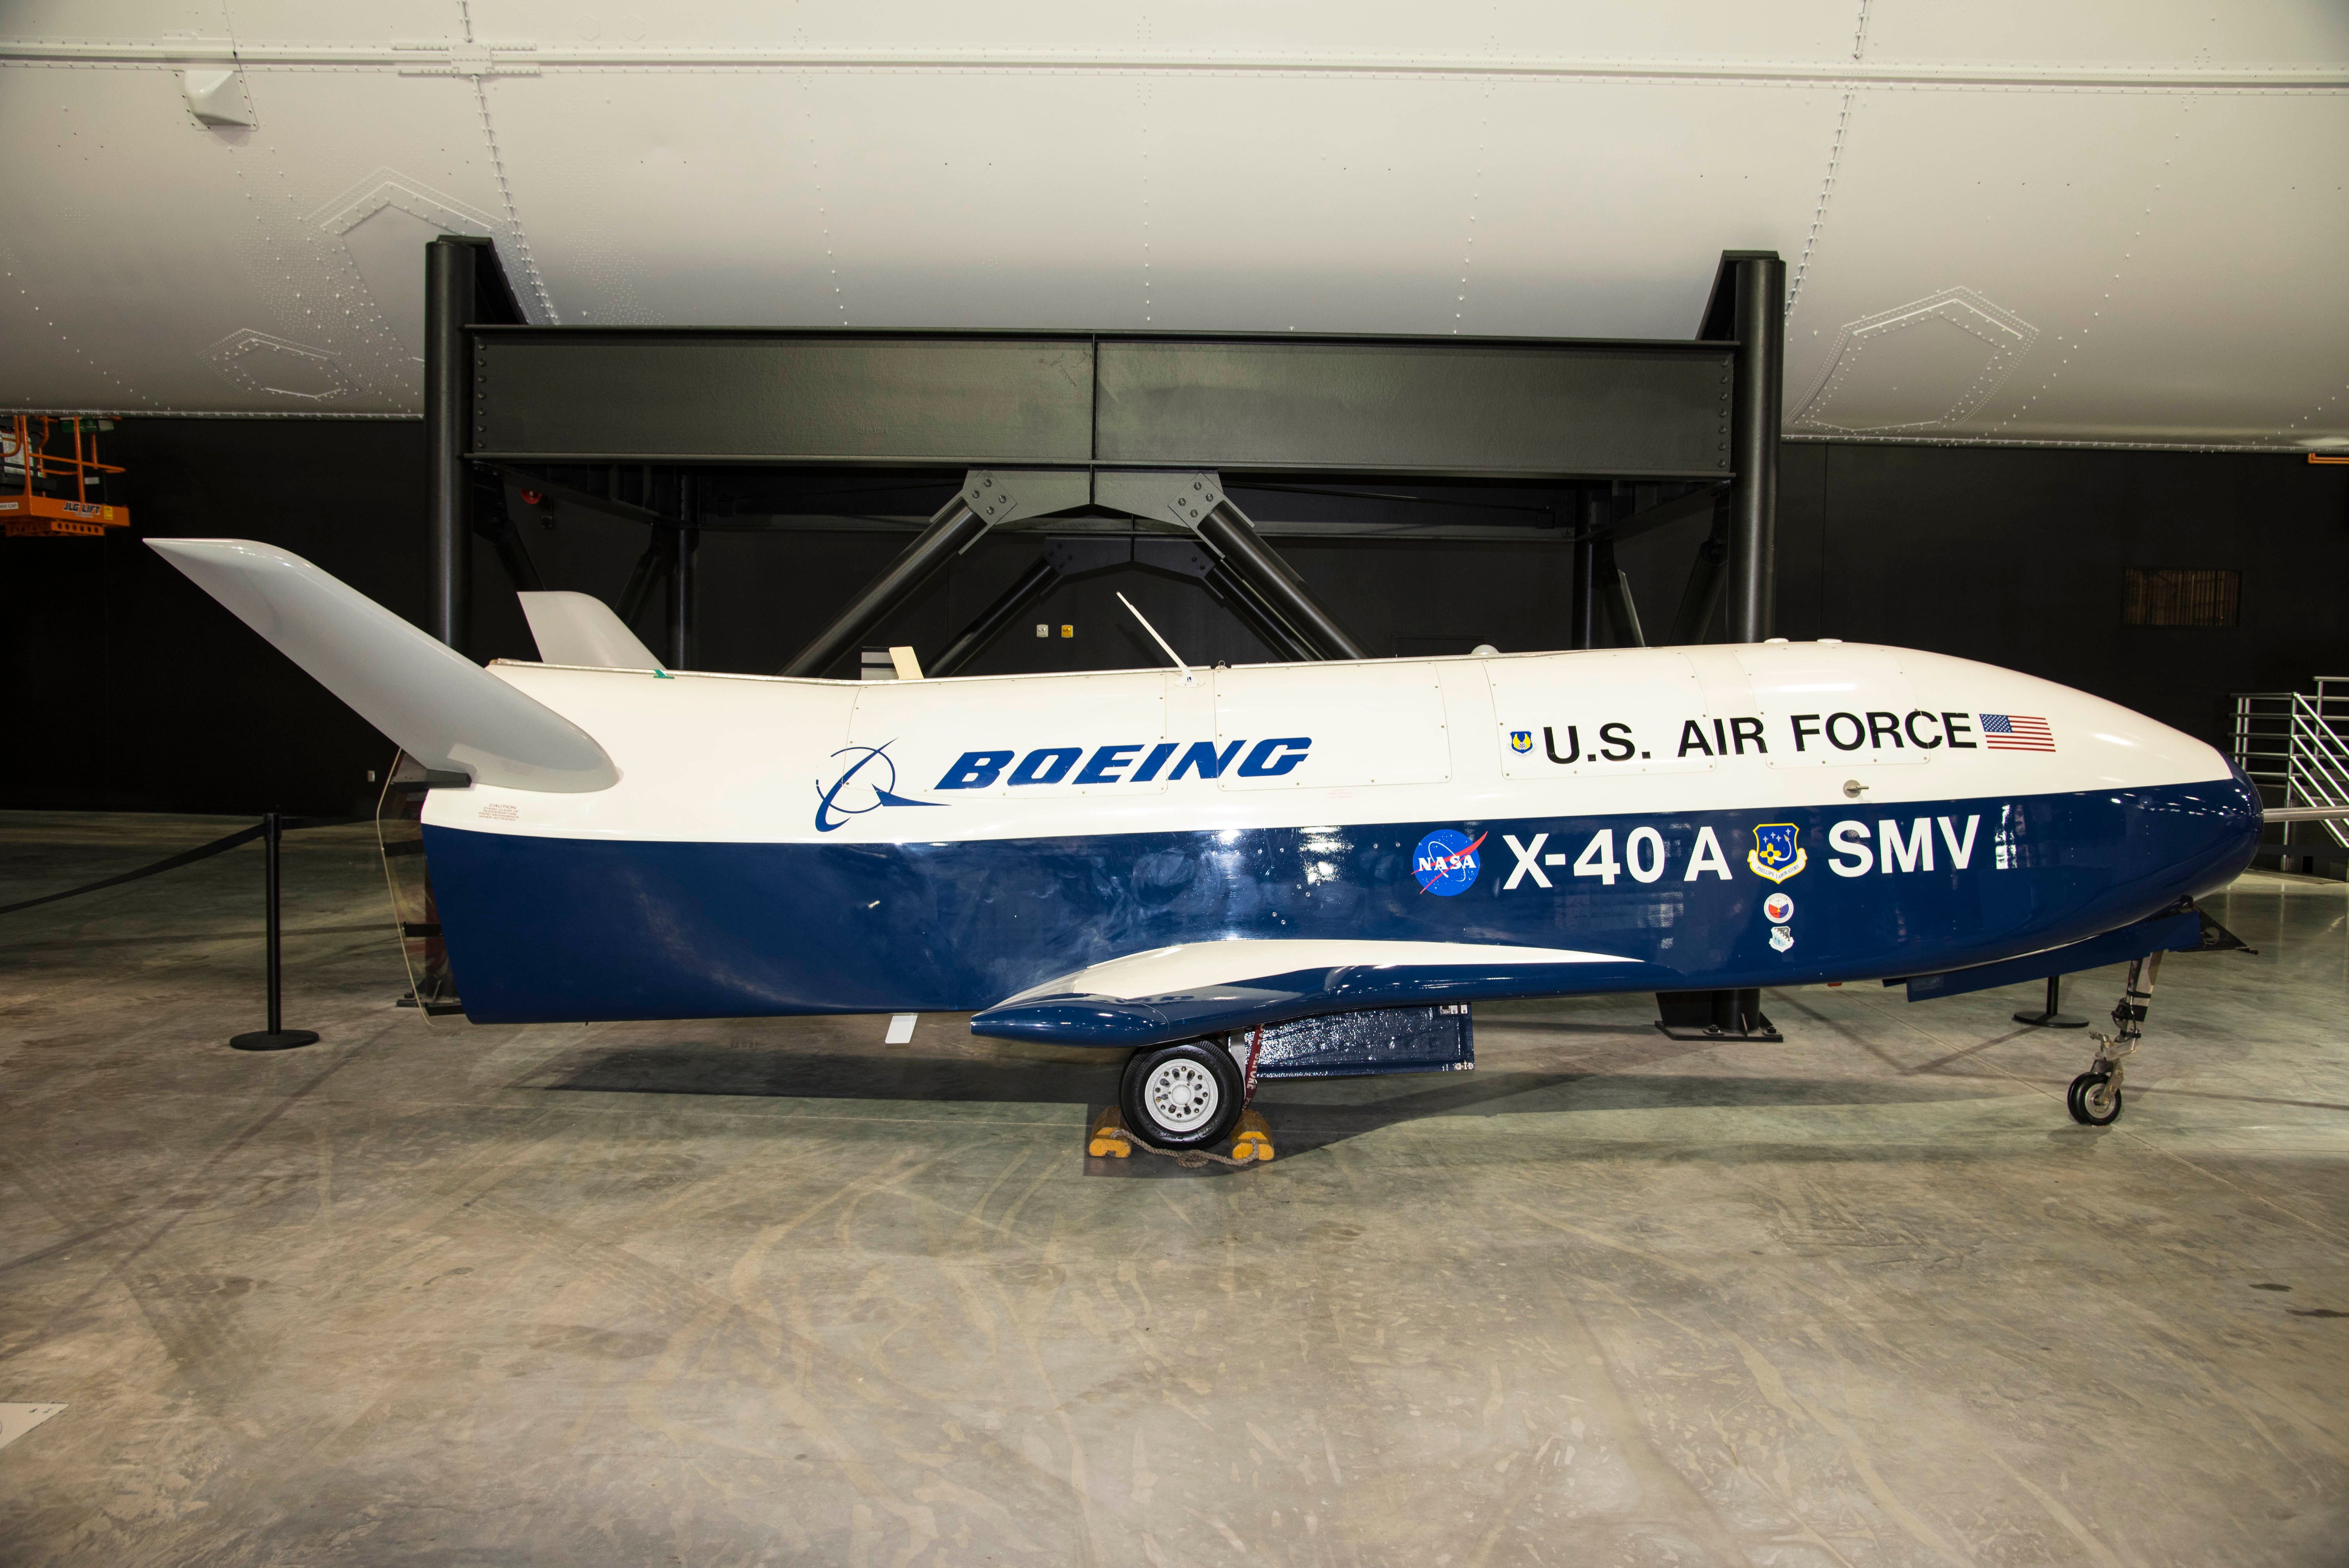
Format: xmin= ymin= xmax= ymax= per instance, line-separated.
xmin=1412 ymin=829 xmax=1486 ymax=897
xmin=1763 ymin=892 xmax=1794 ymax=923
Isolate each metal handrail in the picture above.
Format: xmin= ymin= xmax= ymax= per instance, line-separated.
xmin=2233 ymin=684 xmax=2349 ymax=851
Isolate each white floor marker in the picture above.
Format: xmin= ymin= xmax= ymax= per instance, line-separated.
xmin=885 ymin=1014 xmax=918 ymax=1045
xmin=0 ymin=1404 xmax=64 ymax=1452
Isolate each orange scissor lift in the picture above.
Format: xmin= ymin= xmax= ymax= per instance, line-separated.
xmin=1 ymin=415 xmax=129 ymax=537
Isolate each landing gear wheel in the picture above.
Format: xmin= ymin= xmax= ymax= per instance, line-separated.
xmin=1120 ymin=1042 xmax=1244 ymax=1151
xmin=2067 ymin=1071 xmax=2122 ymax=1126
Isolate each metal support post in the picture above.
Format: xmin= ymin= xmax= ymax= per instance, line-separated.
xmin=615 ymin=542 xmax=669 ymax=634
xmin=1654 ymin=986 xmax=1779 ymax=1042
xmin=1194 ymin=499 xmax=1367 ymax=661
xmin=931 ymin=558 xmax=1062 ymax=677
xmin=1569 ymin=492 xmax=1603 ymax=651
xmin=472 ymin=471 xmax=544 ymax=592
xmin=1594 ymin=538 xmax=1643 ymax=648
xmin=2013 ymin=973 xmax=2088 ymax=1028
xmin=230 ymin=813 xmax=320 ymax=1051
xmin=1722 ymin=253 xmax=1784 ymax=643
xmin=1668 ymin=503 xmax=1732 ymax=645
xmin=1199 ymin=559 xmax=1317 ymax=663
xmin=424 ymin=239 xmax=476 ymax=652
xmin=778 ymin=494 xmax=989 ymax=677
xmin=670 ymin=476 xmax=698 ymax=671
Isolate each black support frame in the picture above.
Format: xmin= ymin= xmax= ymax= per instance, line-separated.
xmin=438 ymin=247 xmax=1782 ymax=674
xmin=422 ymin=235 xmax=527 ymax=655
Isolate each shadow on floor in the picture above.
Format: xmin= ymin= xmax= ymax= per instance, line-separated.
xmin=540 ymin=1041 xmax=2014 ymax=1169
xmin=543 ymin=1044 xmax=1125 ymax=1105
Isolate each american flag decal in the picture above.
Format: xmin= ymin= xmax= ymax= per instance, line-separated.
xmin=1980 ymin=713 xmax=2055 ymax=751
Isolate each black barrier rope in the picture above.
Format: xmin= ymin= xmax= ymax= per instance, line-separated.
xmin=0 ymin=816 xmax=368 ymax=919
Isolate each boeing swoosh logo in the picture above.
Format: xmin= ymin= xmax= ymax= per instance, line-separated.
xmin=815 ymin=742 xmax=945 ymax=833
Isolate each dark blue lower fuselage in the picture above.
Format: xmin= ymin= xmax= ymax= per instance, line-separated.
xmin=423 ymin=777 xmax=2260 ymax=1028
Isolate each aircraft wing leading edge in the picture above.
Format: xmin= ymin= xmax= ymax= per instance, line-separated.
xmin=970 ymin=939 xmax=1647 ymax=1048
xmin=150 ymin=539 xmax=620 ymax=793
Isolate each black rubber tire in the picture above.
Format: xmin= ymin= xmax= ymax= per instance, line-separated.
xmin=2068 ymin=1071 xmax=2122 ymax=1126
xmin=1120 ymin=1042 xmax=1244 ymax=1151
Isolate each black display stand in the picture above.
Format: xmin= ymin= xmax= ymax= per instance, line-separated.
xmin=231 ymin=813 xmax=321 ymax=1051
xmin=1656 ymin=987 xmax=1781 ymax=1042
xmin=2012 ymin=974 xmax=2087 ymax=1029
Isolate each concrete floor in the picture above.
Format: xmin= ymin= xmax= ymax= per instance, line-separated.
xmin=3 ymin=811 xmax=2346 ymax=1568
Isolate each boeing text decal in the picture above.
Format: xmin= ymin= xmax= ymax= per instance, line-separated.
xmin=816 ymin=738 xmax=1313 ymax=831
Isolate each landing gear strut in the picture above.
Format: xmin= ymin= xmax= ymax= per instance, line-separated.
xmin=2067 ymin=951 xmax=2162 ymax=1126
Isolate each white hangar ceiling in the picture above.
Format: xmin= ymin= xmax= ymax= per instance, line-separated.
xmin=2 ymin=1 xmax=2345 ymax=448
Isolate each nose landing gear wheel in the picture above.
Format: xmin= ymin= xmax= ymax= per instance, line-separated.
xmin=1120 ymin=1041 xmax=1244 ymax=1151
xmin=2067 ymin=1071 xmax=2122 ymax=1126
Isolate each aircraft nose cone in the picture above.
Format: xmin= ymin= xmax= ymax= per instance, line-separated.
xmin=2183 ymin=763 xmax=2266 ymax=898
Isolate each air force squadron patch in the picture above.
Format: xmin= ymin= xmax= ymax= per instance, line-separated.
xmin=1509 ymin=730 xmax=1534 ymax=754
xmin=1748 ymin=823 xmax=1807 ymax=883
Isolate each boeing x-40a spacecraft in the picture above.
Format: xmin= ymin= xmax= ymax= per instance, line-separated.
xmin=155 ymin=539 xmax=2261 ymax=1149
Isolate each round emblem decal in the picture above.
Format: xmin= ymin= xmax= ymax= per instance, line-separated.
xmin=1763 ymin=892 xmax=1794 ymax=923
xmin=1412 ymin=829 xmax=1486 ymax=897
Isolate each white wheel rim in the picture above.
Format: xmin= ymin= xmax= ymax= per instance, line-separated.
xmin=1144 ymin=1059 xmax=1220 ymax=1134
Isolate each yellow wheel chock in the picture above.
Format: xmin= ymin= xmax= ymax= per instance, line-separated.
xmin=1088 ymin=1105 xmax=1133 ymax=1158
xmin=1230 ymin=1110 xmax=1275 ymax=1164
xmin=1087 ymin=1105 xmax=1275 ymax=1165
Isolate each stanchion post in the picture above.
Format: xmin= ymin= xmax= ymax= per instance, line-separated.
xmin=231 ymin=813 xmax=321 ymax=1051
xmin=2012 ymin=973 xmax=2088 ymax=1029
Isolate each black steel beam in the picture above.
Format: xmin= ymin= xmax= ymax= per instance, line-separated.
xmin=634 ymin=511 xmax=1641 ymax=543
xmin=615 ymin=543 xmax=668 ymax=634
xmin=1701 ymin=252 xmax=1785 ymax=642
xmin=1668 ymin=504 xmax=1733 ymax=646
xmin=423 ymin=239 xmax=475 ymax=651
xmin=778 ymin=497 xmax=988 ymax=677
xmin=471 ymin=472 xmax=544 ymax=593
xmin=930 ymin=559 xmax=1061 ymax=678
xmin=671 ymin=476 xmax=698 ymax=670
xmin=469 ymin=329 xmax=1734 ymax=481
xmin=1199 ymin=559 xmax=1316 ymax=663
xmin=1194 ymin=499 xmax=1366 ymax=661
xmin=1595 ymin=538 xmax=1644 ymax=648
xmin=481 ymin=463 xmax=668 ymax=529
xmin=1570 ymin=492 xmax=1610 ymax=650
xmin=1568 ymin=533 xmax=1596 ymax=650
xmin=1605 ymin=482 xmax=1725 ymax=545
xmin=1094 ymin=339 xmax=1733 ymax=480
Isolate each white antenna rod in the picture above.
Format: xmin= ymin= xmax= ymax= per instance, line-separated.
xmin=1116 ymin=592 xmax=1195 ymax=683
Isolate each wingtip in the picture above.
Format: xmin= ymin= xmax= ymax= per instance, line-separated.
xmin=148 ymin=537 xmax=305 ymax=565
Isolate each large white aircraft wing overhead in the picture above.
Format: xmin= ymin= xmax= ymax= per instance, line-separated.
xmin=150 ymin=539 xmax=620 ymax=793
xmin=518 ymin=590 xmax=664 ymax=672
xmin=971 ymin=939 xmax=1645 ymax=1049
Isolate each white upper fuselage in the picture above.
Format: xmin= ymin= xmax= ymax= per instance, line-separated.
xmin=427 ymin=641 xmax=2236 ymax=846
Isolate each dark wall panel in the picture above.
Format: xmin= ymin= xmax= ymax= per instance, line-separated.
xmin=1 ymin=419 xmax=428 ymax=820
xmin=1804 ymin=444 xmax=2347 ymax=743
xmin=5 ymin=418 xmax=2341 ymax=818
